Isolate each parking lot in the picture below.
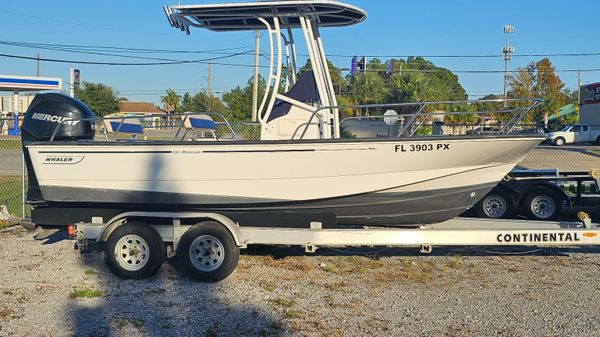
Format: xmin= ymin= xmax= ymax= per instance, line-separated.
xmin=519 ymin=145 xmax=600 ymax=171
xmin=2 ymin=226 xmax=600 ymax=337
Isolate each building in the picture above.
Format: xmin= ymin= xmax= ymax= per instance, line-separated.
xmin=0 ymin=74 xmax=62 ymax=135
xmin=580 ymin=82 xmax=600 ymax=126
xmin=119 ymin=101 xmax=166 ymax=128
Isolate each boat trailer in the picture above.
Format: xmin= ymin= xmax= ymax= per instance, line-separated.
xmin=74 ymin=211 xmax=600 ymax=282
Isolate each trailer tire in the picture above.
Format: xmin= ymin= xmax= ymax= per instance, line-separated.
xmin=178 ymin=221 xmax=239 ymax=282
xmin=105 ymin=222 xmax=165 ymax=279
xmin=523 ymin=188 xmax=562 ymax=220
xmin=475 ymin=191 xmax=513 ymax=219
xmin=553 ymin=137 xmax=565 ymax=146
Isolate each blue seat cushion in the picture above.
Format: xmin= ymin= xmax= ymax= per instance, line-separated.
xmin=109 ymin=121 xmax=144 ymax=134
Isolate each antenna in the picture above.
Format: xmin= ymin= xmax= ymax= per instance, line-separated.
xmin=503 ymin=25 xmax=515 ymax=100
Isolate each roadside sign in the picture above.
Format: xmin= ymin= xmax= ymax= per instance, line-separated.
xmin=383 ymin=110 xmax=399 ymax=125
xmin=73 ymin=69 xmax=81 ymax=87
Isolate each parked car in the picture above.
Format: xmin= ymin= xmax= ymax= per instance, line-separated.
xmin=546 ymin=124 xmax=600 ymax=146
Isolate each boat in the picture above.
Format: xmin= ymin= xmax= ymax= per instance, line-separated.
xmin=21 ymin=0 xmax=544 ymax=227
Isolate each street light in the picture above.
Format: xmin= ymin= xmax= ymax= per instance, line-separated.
xmin=503 ymin=25 xmax=515 ymax=100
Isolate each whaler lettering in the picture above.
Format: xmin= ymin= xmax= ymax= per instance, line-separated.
xmin=45 ymin=157 xmax=74 ymax=163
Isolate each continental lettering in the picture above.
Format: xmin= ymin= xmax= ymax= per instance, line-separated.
xmin=496 ymin=232 xmax=581 ymax=243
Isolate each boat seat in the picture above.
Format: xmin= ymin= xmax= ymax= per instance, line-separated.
xmin=262 ymin=71 xmax=322 ymax=140
xmin=183 ymin=114 xmax=218 ymax=141
xmin=268 ymin=70 xmax=320 ymax=123
xmin=103 ymin=117 xmax=144 ymax=141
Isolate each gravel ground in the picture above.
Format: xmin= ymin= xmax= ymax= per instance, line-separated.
xmin=2 ymin=226 xmax=600 ymax=337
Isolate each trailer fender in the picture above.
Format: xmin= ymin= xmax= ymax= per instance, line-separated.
xmin=499 ymin=181 xmax=571 ymax=208
xmin=485 ymin=185 xmax=518 ymax=207
xmin=96 ymin=211 xmax=243 ymax=246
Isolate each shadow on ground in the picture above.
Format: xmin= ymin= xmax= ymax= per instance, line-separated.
xmin=64 ymin=251 xmax=286 ymax=337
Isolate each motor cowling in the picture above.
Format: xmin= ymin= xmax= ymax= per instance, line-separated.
xmin=21 ymin=93 xmax=95 ymax=142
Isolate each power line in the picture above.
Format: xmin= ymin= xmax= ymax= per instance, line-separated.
xmin=6 ymin=39 xmax=600 ymax=60
xmin=0 ymin=51 xmax=257 ymax=66
xmin=0 ymin=39 xmax=253 ymax=55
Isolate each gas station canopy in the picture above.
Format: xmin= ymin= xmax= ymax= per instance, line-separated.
xmin=0 ymin=75 xmax=62 ymax=92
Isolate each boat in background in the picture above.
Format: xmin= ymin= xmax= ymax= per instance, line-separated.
xmin=21 ymin=1 xmax=544 ymax=228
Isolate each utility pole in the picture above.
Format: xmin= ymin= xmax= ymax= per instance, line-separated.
xmin=252 ymin=30 xmax=260 ymax=122
xmin=503 ymin=25 xmax=515 ymax=100
xmin=36 ymin=53 xmax=40 ymax=77
xmin=69 ymin=68 xmax=75 ymax=98
xmin=577 ymin=69 xmax=582 ymax=106
xmin=206 ymin=61 xmax=213 ymax=111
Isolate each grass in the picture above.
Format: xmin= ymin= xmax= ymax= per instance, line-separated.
xmin=0 ymin=176 xmax=24 ymax=217
xmin=0 ymin=138 xmax=22 ymax=150
xmin=590 ymin=150 xmax=600 ymax=155
xmin=261 ymin=282 xmax=275 ymax=292
xmin=69 ymin=287 xmax=102 ymax=299
xmin=83 ymin=268 xmax=97 ymax=276
xmin=282 ymin=309 xmax=301 ymax=319
xmin=268 ymin=297 xmax=295 ymax=308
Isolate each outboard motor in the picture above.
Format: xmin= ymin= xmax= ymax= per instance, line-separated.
xmin=21 ymin=93 xmax=96 ymax=203
xmin=21 ymin=93 xmax=95 ymax=142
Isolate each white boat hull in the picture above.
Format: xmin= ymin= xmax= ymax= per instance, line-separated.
xmin=25 ymin=136 xmax=542 ymax=226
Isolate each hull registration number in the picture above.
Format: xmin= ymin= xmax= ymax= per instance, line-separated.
xmin=395 ymin=144 xmax=450 ymax=152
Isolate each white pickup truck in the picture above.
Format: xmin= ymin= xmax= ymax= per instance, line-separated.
xmin=546 ymin=124 xmax=600 ymax=146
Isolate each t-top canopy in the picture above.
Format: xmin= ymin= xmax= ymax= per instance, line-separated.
xmin=165 ymin=0 xmax=367 ymax=33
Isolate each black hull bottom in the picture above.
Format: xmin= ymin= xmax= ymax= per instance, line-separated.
xmin=31 ymin=183 xmax=496 ymax=227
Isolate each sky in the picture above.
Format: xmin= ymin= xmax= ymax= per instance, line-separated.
xmin=1 ymin=0 xmax=599 ymax=106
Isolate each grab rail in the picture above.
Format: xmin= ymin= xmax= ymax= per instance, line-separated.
xmin=48 ymin=111 xmax=240 ymax=142
xmin=298 ymin=98 xmax=544 ymax=139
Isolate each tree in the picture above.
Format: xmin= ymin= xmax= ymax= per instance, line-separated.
xmin=349 ymin=72 xmax=388 ymax=116
xmin=183 ymin=91 xmax=228 ymax=118
xmin=535 ymin=58 xmax=566 ymax=124
xmin=507 ymin=58 xmax=567 ymax=125
xmin=222 ymin=76 xmax=266 ymax=121
xmin=161 ymin=89 xmax=182 ymax=113
xmin=77 ymin=82 xmax=120 ymax=116
xmin=181 ymin=92 xmax=193 ymax=112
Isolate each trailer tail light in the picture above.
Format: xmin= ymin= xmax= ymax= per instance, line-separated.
xmin=67 ymin=224 xmax=76 ymax=239
xmin=584 ymin=233 xmax=597 ymax=238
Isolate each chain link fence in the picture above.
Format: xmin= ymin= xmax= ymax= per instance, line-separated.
xmin=1 ymin=116 xmax=27 ymax=220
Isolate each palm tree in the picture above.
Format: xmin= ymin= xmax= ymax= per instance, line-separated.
xmin=161 ymin=89 xmax=181 ymax=114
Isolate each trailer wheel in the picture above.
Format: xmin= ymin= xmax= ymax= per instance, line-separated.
xmin=178 ymin=221 xmax=239 ymax=282
xmin=553 ymin=137 xmax=565 ymax=146
xmin=523 ymin=189 xmax=561 ymax=220
xmin=105 ymin=222 xmax=165 ymax=279
xmin=475 ymin=192 xmax=513 ymax=219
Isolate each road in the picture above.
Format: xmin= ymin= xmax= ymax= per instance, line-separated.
xmin=519 ymin=144 xmax=600 ymax=171
xmin=0 ymin=149 xmax=23 ymax=176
